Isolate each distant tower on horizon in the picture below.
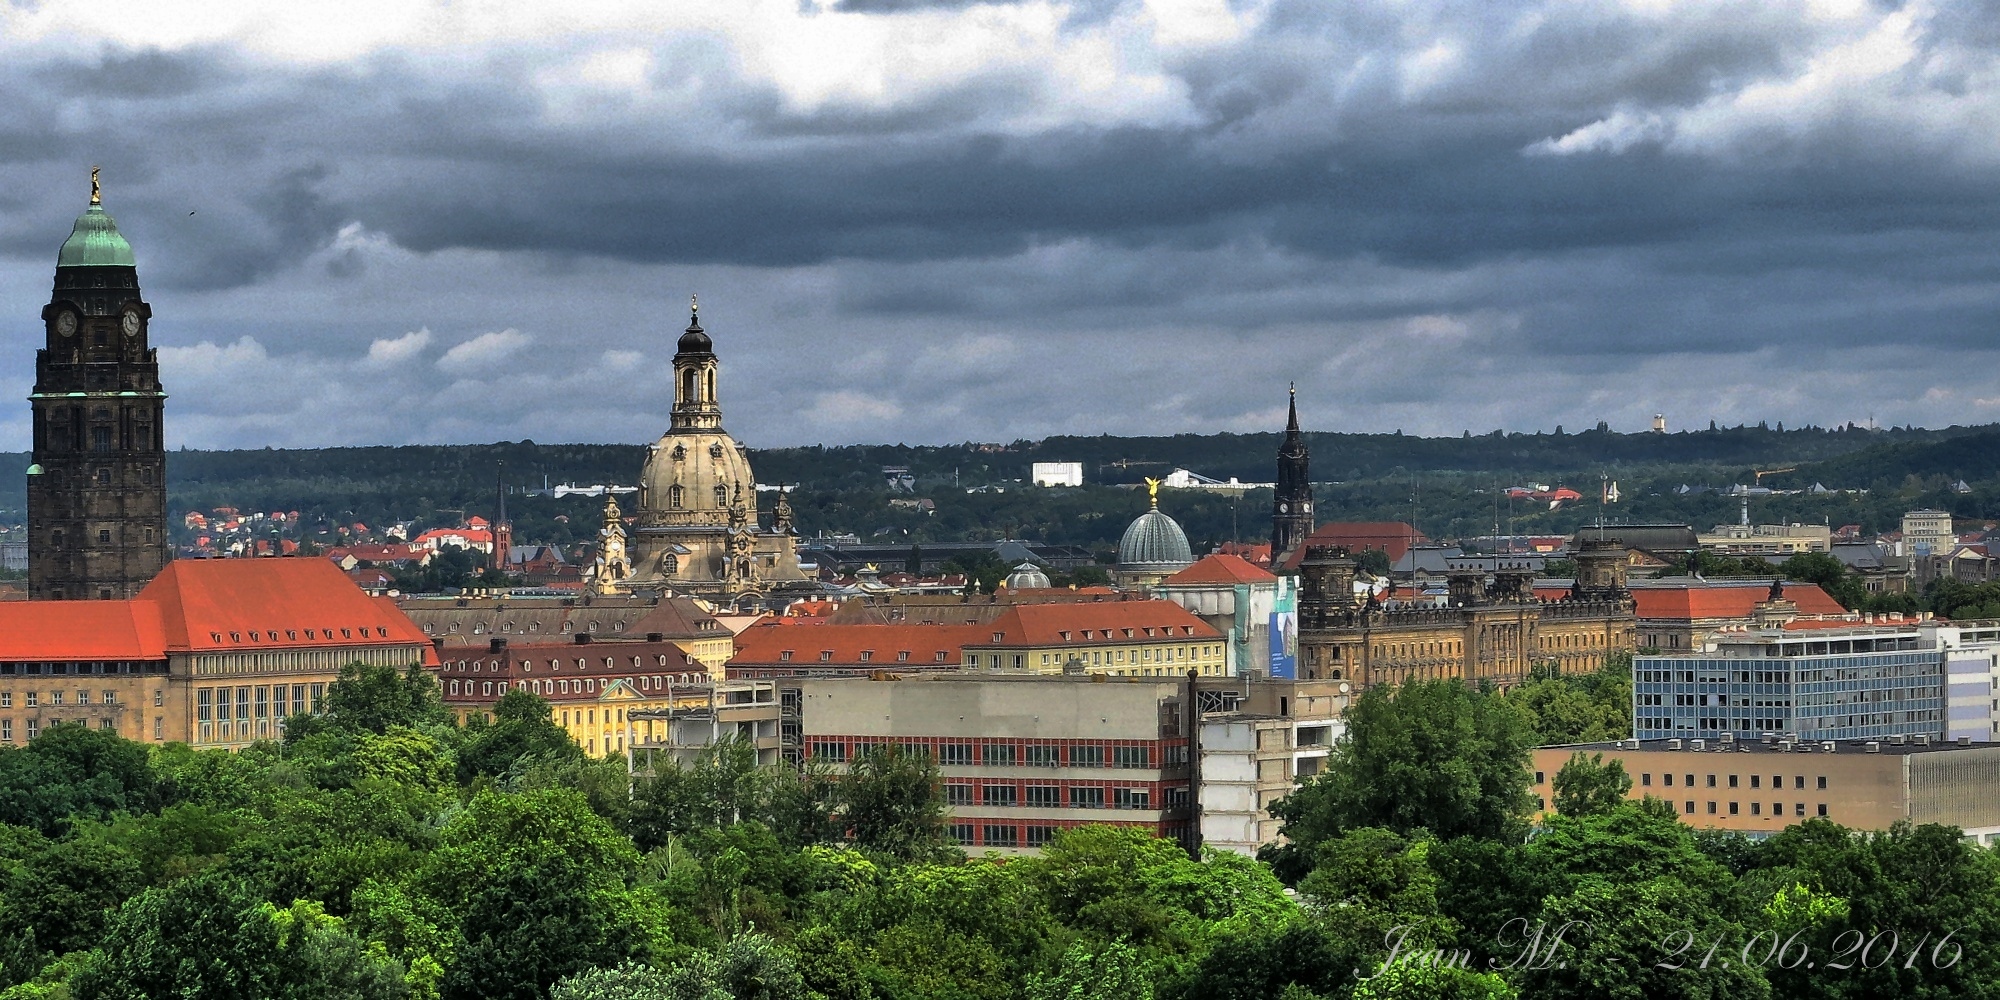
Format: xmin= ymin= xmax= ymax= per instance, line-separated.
xmin=27 ymin=169 xmax=170 ymax=600
xmin=1271 ymin=385 xmax=1313 ymax=563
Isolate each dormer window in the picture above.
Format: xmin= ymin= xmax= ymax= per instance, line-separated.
xmin=1059 ymin=631 xmax=1071 ymax=641
xmin=897 ymin=651 xmax=910 ymax=662
xmin=934 ymin=651 xmax=948 ymax=661
xmin=992 ymin=632 xmax=1005 ymax=642
xmin=709 ymin=443 xmax=723 ymax=459
xmin=779 ymin=651 xmax=792 ymax=661
xmin=1123 ymin=629 xmax=1133 ymax=638
xmin=859 ymin=651 xmax=873 ymax=662
xmin=561 ymin=622 xmax=573 ymax=633
xmin=819 ymin=651 xmax=833 ymax=661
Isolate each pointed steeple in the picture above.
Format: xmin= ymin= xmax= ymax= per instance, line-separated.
xmin=1271 ymin=384 xmax=1314 ymax=564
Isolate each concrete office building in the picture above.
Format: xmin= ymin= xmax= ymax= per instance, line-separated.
xmin=1531 ymin=737 xmax=2000 ymax=842
xmin=1634 ymin=622 xmax=1946 ymax=743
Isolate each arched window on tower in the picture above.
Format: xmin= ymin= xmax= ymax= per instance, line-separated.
xmin=669 ymin=485 xmax=684 ymax=509
xmin=681 ymin=369 xmax=697 ymax=404
xmin=705 ymin=370 xmax=715 ymax=402
xmin=714 ymin=484 xmax=728 ymax=506
xmin=664 ymin=554 xmax=678 ymax=573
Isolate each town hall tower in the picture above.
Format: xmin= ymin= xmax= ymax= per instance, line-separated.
xmin=27 ymin=171 xmax=169 ymax=599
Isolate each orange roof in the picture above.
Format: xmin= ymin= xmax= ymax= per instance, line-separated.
xmin=0 ymin=602 xmax=167 ymax=660
xmin=729 ymin=622 xmax=987 ymax=667
xmin=1161 ymin=553 xmax=1278 ymax=586
xmin=1630 ymin=583 xmax=1846 ymax=621
xmin=140 ymin=558 xmax=435 ymax=659
xmin=970 ymin=600 xmax=1222 ymax=647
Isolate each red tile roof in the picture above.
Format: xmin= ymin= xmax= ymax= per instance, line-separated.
xmin=729 ymin=622 xmax=987 ymax=668
xmin=1630 ymin=583 xmax=1846 ymax=621
xmin=1161 ymin=553 xmax=1279 ymax=586
xmin=1278 ymin=522 xmax=1429 ymax=570
xmin=140 ymin=558 xmax=434 ymax=657
xmin=0 ymin=602 xmax=166 ymax=660
xmin=970 ymin=601 xmax=1222 ymax=647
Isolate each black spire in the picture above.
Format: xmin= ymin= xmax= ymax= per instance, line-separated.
xmin=1271 ymin=384 xmax=1314 ymax=563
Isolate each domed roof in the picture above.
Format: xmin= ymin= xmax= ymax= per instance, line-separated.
xmin=1004 ymin=561 xmax=1051 ymax=590
xmin=1119 ymin=506 xmax=1193 ymax=569
xmin=58 ymin=202 xmax=135 ymax=268
xmin=635 ymin=429 xmax=756 ymax=530
xmin=677 ymin=297 xmax=712 ymax=354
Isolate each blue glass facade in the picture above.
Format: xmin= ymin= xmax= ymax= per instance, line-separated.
xmin=1635 ymin=634 xmax=1945 ymax=742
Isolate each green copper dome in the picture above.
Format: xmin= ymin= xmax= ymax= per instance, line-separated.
xmin=57 ymin=203 xmax=135 ymax=268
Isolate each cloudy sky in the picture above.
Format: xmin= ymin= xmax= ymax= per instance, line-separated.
xmin=2 ymin=0 xmax=1999 ymax=451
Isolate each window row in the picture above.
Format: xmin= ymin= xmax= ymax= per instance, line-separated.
xmin=944 ymin=783 xmax=1165 ymax=810
xmin=808 ymin=740 xmax=1160 ymax=768
xmin=0 ymin=689 xmax=151 ymax=708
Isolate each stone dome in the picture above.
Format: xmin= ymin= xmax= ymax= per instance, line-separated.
xmin=1004 ymin=561 xmax=1051 ymax=590
xmin=58 ymin=203 xmax=135 ymax=268
xmin=1119 ymin=506 xmax=1193 ymax=570
xmin=635 ymin=429 xmax=756 ymax=531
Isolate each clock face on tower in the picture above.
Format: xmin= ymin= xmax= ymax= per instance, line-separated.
xmin=55 ymin=312 xmax=76 ymax=338
xmin=1279 ymin=503 xmax=1288 ymax=513
xmin=121 ymin=312 xmax=140 ymax=336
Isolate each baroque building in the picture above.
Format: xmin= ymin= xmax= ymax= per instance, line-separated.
xmin=620 ymin=300 xmax=809 ymax=603
xmin=1270 ymin=385 xmax=1313 ymax=564
xmin=1114 ymin=480 xmax=1195 ymax=590
xmin=1293 ymin=538 xmax=1636 ymax=690
xmin=27 ymin=171 xmax=168 ymax=600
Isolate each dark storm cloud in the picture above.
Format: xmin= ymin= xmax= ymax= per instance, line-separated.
xmin=1 ymin=0 xmax=1998 ymax=449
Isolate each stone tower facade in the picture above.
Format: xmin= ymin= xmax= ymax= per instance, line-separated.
xmin=27 ymin=173 xmax=169 ymax=600
xmin=1270 ymin=386 xmax=1313 ymax=563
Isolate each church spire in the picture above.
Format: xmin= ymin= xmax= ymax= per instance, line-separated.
xmin=1271 ymin=384 xmax=1313 ymax=565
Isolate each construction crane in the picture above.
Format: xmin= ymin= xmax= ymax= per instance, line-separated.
xmin=1753 ymin=467 xmax=1796 ymax=485
xmin=1105 ymin=459 xmax=1169 ymax=470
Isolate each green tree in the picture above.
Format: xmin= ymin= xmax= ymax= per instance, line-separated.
xmin=1551 ymin=752 xmax=1632 ymax=818
xmin=1266 ymin=680 xmax=1534 ymax=878
xmin=290 ymin=663 xmax=447 ymax=738
xmin=70 ymin=872 xmax=407 ymax=1000
xmin=0 ymin=835 xmax=142 ymax=957
xmin=416 ymin=788 xmax=656 ymax=1000
xmin=1778 ymin=552 xmax=1868 ymax=609
xmin=842 ymin=744 xmax=950 ymax=862
xmin=1027 ymin=942 xmax=1154 ymax=1000
xmin=457 ymin=690 xmax=582 ymax=781
xmin=0 ymin=724 xmax=159 ymax=835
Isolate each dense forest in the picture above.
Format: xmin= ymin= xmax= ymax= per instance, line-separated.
xmin=4 ymin=422 xmax=1999 ymax=553
xmin=0 ymin=658 xmax=1990 ymax=1000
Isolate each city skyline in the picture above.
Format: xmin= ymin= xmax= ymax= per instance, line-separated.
xmin=4 ymin=2 xmax=2000 ymax=451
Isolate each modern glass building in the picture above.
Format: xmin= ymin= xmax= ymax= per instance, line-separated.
xmin=1635 ymin=626 xmax=1945 ymax=742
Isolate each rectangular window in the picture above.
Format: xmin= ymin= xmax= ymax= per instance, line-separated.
xmin=1663 ymin=773 xmax=1673 ymax=787
xmin=810 ymin=741 xmax=848 ymax=762
xmin=236 ymin=687 xmax=250 ymax=723
xmin=1706 ymin=774 xmax=1716 ymax=787
xmin=24 ymin=721 xmax=37 ymax=741
xmin=940 ymin=743 xmax=974 ymax=766
xmin=1026 ymin=826 xmax=1057 ymax=848
xmin=1113 ymin=788 xmax=1151 ymax=810
xmin=1730 ymin=802 xmax=1740 ymax=815
xmin=1685 ymin=774 xmax=1694 ymax=787
xmin=1071 ymin=745 xmax=1104 ymax=768
xmin=310 ymin=683 xmax=325 ymax=713
xmin=982 ymin=743 xmax=1016 ymax=766
xmin=948 ymin=823 xmax=974 ymax=845
xmin=273 ymin=686 xmax=288 ymax=719
xmin=99 ymin=718 xmax=114 ymax=731
xmin=1817 ymin=776 xmax=1827 ymax=790
xmin=255 ymin=686 xmax=269 ymax=719
xmin=1070 ymin=786 xmax=1105 ymax=809
xmin=1794 ymin=776 xmax=1805 ymax=790
xmin=1025 ymin=745 xmax=1058 ymax=767
xmin=0 ymin=693 xmax=10 ymax=709
xmin=1817 ymin=803 xmax=1827 ymax=817
xmin=1534 ymin=770 xmax=1545 ymax=785
xmin=981 ymin=784 xmax=1018 ymax=806
xmin=1750 ymin=775 xmax=1760 ymax=789
xmin=982 ymin=825 xmax=1019 ymax=848
xmin=1 ymin=720 xmax=9 ymax=743
xmin=1641 ymin=773 xmax=1652 ymax=786
xmin=946 ymin=784 xmax=973 ymax=806
xmin=103 ymin=690 xmax=115 ymax=706
xmin=1794 ymin=802 xmax=1805 ymax=817
xmin=1774 ymin=802 xmax=1782 ymax=816
xmin=293 ymin=685 xmax=307 ymax=715
xmin=1707 ymin=801 xmax=1716 ymax=814
xmin=1752 ymin=802 xmax=1762 ymax=815
xmin=1729 ymin=774 xmax=1739 ymax=788
xmin=50 ymin=691 xmax=62 ymax=707
xmin=24 ymin=692 xmax=36 ymax=709
xmin=1026 ymin=785 xmax=1061 ymax=808
xmin=1684 ymin=800 xmax=1694 ymax=814
xmin=1114 ymin=746 xmax=1149 ymax=769
xmin=76 ymin=690 xmax=89 ymax=706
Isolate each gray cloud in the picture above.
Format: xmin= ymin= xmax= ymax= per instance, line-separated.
xmin=0 ymin=1 xmax=1997 ymax=452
